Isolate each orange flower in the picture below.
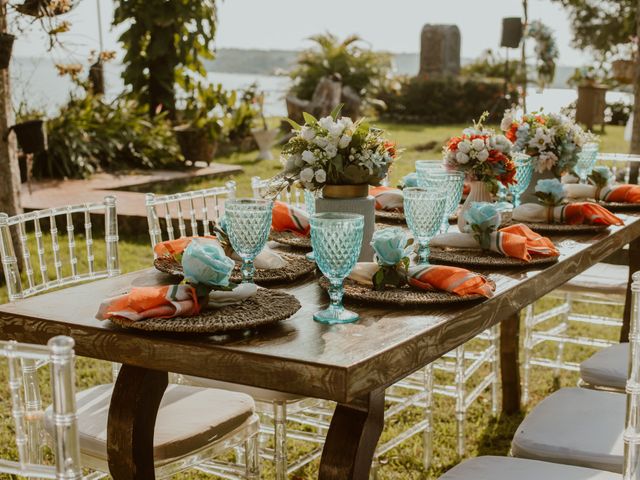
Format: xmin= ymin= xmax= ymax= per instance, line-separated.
xmin=384 ymin=141 xmax=398 ymax=158
xmin=506 ymin=124 xmax=518 ymax=142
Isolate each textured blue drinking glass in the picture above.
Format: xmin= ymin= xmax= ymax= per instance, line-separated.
xmin=310 ymin=213 xmax=364 ymax=324
xmin=575 ymin=142 xmax=599 ymax=184
xmin=418 ymin=170 xmax=465 ymax=233
xmin=224 ymin=198 xmax=273 ymax=283
xmin=416 ymin=160 xmax=444 ymax=188
xmin=304 ymin=189 xmax=316 ymax=261
xmin=404 ymin=187 xmax=447 ymax=264
xmin=508 ymin=153 xmax=535 ymax=208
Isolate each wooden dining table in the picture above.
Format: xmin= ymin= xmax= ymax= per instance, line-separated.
xmin=1 ymin=213 xmax=640 ymax=480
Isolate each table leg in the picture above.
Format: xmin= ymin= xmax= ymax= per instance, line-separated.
xmin=319 ymin=388 xmax=385 ymax=480
xmin=622 ymin=237 xmax=640 ymax=342
xmin=500 ymin=312 xmax=521 ymax=414
xmin=107 ymin=364 xmax=168 ymax=480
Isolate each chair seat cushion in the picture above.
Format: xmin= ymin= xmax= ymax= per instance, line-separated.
xmin=45 ymin=383 xmax=255 ymax=463
xmin=563 ymin=263 xmax=628 ymax=295
xmin=439 ymin=456 xmax=620 ymax=479
xmin=182 ymin=375 xmax=304 ymax=403
xmin=580 ymin=342 xmax=628 ymax=390
xmin=512 ymin=387 xmax=624 ymax=473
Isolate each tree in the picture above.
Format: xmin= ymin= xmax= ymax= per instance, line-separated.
xmin=551 ymin=0 xmax=640 ymax=160
xmin=113 ymin=0 xmax=218 ymax=118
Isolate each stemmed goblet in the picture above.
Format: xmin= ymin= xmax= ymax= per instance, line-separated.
xmin=310 ymin=213 xmax=364 ymax=324
xmin=224 ymin=198 xmax=273 ymax=283
xmin=575 ymin=142 xmax=599 ymax=184
xmin=403 ymin=187 xmax=447 ymax=264
xmin=508 ymin=153 xmax=535 ymax=208
xmin=417 ymin=170 xmax=465 ymax=233
xmin=304 ymin=189 xmax=316 ymax=262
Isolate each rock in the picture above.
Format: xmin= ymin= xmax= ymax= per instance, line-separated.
xmin=308 ymin=75 xmax=342 ymax=118
xmin=419 ymin=24 xmax=461 ymax=78
xmin=341 ymin=85 xmax=362 ymax=119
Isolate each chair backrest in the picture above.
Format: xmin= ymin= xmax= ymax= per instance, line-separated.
xmin=0 ymin=196 xmax=120 ymax=302
xmin=0 ymin=336 xmax=83 ymax=479
xmin=624 ymin=272 xmax=640 ymax=478
xmin=145 ymin=181 xmax=236 ymax=251
xmin=251 ymin=176 xmax=305 ymax=208
xmin=596 ymin=153 xmax=640 ymax=184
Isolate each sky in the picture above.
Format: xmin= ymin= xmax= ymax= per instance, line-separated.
xmin=14 ymin=0 xmax=592 ymax=66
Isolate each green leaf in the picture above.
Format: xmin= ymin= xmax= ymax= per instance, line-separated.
xmin=372 ymin=269 xmax=385 ymax=291
xmin=302 ymin=111 xmax=318 ymax=126
xmin=330 ymin=103 xmax=344 ymax=120
xmin=284 ymin=118 xmax=303 ymax=131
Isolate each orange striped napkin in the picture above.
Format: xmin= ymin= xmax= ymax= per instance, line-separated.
xmin=272 ymin=201 xmax=310 ymax=237
xmin=370 ymin=186 xmax=404 ymax=211
xmin=408 ymin=265 xmax=494 ymax=297
xmin=96 ymin=285 xmax=200 ymax=322
xmin=565 ymin=183 xmax=640 ymax=204
xmin=154 ymin=236 xmax=217 ymax=258
xmin=559 ymin=203 xmax=623 ymax=226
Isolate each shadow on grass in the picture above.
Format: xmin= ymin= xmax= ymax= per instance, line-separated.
xmin=476 ymin=411 xmax=526 ymax=458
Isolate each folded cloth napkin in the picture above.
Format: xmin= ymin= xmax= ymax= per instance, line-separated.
xmin=272 ymin=201 xmax=310 ymax=237
xmin=96 ymin=284 xmax=200 ymax=321
xmin=564 ymin=183 xmax=640 ymax=204
xmin=208 ymin=282 xmax=257 ymax=307
xmin=154 ymin=235 xmax=285 ymax=270
xmin=512 ymin=202 xmax=623 ymax=226
xmin=369 ymin=186 xmax=404 ymax=211
xmin=431 ymin=224 xmax=559 ymax=262
xmin=154 ymin=236 xmax=217 ymax=258
xmin=349 ymin=262 xmax=494 ymax=297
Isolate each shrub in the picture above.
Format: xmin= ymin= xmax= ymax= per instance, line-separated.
xmin=289 ymin=33 xmax=392 ymax=102
xmin=377 ymin=76 xmax=518 ymax=124
xmin=461 ymin=49 xmax=526 ymax=84
xmin=35 ymin=89 xmax=183 ymax=179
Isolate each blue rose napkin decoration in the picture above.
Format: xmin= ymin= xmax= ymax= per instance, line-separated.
xmin=182 ymin=237 xmax=236 ymax=297
xmin=463 ymin=202 xmax=501 ymax=250
xmin=370 ymin=228 xmax=413 ymax=290
xmin=534 ymin=178 xmax=565 ymax=207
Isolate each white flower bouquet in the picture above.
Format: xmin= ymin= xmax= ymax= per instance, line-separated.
xmin=278 ymin=109 xmax=398 ymax=192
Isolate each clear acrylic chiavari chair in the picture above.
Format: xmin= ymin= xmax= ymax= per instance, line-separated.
xmin=522 ymin=152 xmax=640 ymax=403
xmin=146 ymin=181 xmax=328 ymax=479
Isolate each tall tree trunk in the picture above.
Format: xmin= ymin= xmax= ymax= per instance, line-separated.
xmin=521 ymin=0 xmax=529 ymax=113
xmin=628 ymin=0 xmax=640 ymax=182
xmin=0 ymin=3 xmax=22 ymax=218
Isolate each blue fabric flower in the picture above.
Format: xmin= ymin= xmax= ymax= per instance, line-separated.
xmin=535 ymin=178 xmax=565 ymax=205
xmin=182 ymin=238 xmax=235 ymax=287
xmin=371 ymin=227 xmax=412 ymax=266
xmin=401 ymin=172 xmax=418 ymax=188
xmin=463 ymin=202 xmax=501 ymax=232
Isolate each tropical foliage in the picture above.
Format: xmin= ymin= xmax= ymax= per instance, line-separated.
xmin=527 ymin=20 xmax=559 ymax=89
xmin=113 ymin=0 xmax=218 ymax=116
xmin=289 ymin=33 xmax=392 ymax=102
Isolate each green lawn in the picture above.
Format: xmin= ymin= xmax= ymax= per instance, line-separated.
xmin=0 ymin=123 xmax=631 ymax=479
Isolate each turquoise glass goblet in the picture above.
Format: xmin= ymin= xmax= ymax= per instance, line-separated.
xmin=304 ymin=190 xmax=316 ymax=262
xmin=403 ymin=187 xmax=447 ymax=264
xmin=224 ymin=198 xmax=273 ymax=283
xmin=418 ymin=170 xmax=465 ymax=233
xmin=310 ymin=213 xmax=364 ymax=324
xmin=575 ymin=142 xmax=599 ymax=184
xmin=416 ymin=160 xmax=444 ymax=188
xmin=508 ymin=153 xmax=534 ymax=208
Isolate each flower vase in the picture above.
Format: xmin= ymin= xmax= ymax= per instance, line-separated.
xmin=315 ymin=184 xmax=375 ymax=262
xmin=458 ymin=181 xmax=493 ymax=232
xmin=251 ymin=128 xmax=279 ymax=161
xmin=519 ymin=167 xmax=556 ymax=205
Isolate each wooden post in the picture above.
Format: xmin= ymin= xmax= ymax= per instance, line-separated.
xmin=0 ymin=1 xmax=21 ymax=219
xmin=631 ymin=0 xmax=640 ymax=157
xmin=521 ymin=0 xmax=528 ymax=113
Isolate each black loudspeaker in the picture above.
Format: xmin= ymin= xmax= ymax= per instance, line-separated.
xmin=501 ymin=17 xmax=523 ymax=48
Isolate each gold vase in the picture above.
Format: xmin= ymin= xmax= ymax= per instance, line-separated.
xmin=322 ymin=184 xmax=369 ymax=199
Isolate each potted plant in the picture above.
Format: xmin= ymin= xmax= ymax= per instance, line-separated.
xmin=0 ymin=33 xmax=15 ymax=70
xmin=175 ymin=82 xmax=224 ymax=165
xmin=275 ymin=107 xmax=398 ymax=261
xmin=612 ymin=59 xmax=635 ymax=84
xmin=444 ymin=113 xmax=516 ymax=231
xmin=501 ymin=108 xmax=591 ymax=204
xmin=567 ymin=66 xmax=611 ymax=130
xmin=15 ymin=0 xmax=73 ymax=17
xmin=251 ymin=92 xmax=279 ymax=160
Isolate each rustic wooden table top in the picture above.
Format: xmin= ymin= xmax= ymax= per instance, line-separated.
xmin=1 ymin=214 xmax=639 ymax=404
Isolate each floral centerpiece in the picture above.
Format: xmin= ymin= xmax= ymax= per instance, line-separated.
xmin=443 ymin=113 xmax=516 ymax=194
xmin=443 ymin=113 xmax=516 ymax=230
xmin=501 ymin=109 xmax=590 ymax=176
xmin=279 ymin=108 xmax=398 ymax=194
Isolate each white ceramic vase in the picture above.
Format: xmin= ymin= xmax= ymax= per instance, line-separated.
xmin=458 ymin=180 xmax=493 ymax=232
xmin=251 ymin=128 xmax=279 ymax=160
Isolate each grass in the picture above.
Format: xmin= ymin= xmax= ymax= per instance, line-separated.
xmin=0 ymin=123 xmax=631 ymax=479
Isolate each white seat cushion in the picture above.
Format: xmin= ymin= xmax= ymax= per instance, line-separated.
xmin=512 ymin=388 xmax=624 ymax=473
xmin=580 ymin=343 xmax=628 ymax=390
xmin=45 ymin=383 xmax=255 ymax=463
xmin=439 ymin=456 xmax=620 ymax=479
xmin=182 ymin=376 xmax=304 ymax=403
xmin=563 ymin=263 xmax=628 ymax=295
